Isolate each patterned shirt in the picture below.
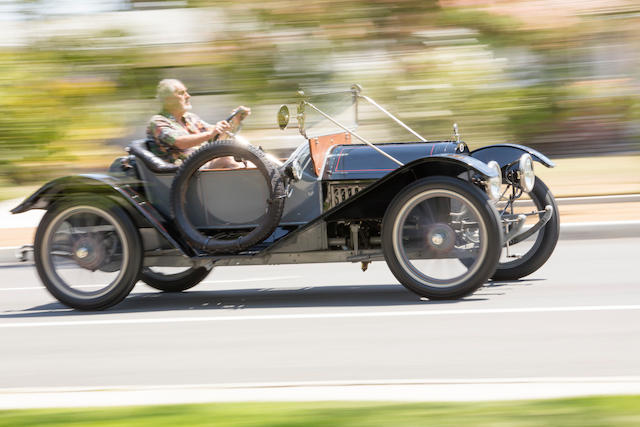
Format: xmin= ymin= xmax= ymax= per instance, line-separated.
xmin=146 ymin=111 xmax=211 ymax=164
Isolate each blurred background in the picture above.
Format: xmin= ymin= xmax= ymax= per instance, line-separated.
xmin=0 ymin=0 xmax=639 ymax=198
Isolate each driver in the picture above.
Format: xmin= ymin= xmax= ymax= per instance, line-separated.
xmin=146 ymin=78 xmax=250 ymax=167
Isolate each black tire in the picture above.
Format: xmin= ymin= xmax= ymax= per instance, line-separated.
xmin=34 ymin=197 xmax=143 ymax=310
xmin=141 ymin=265 xmax=213 ymax=292
xmin=382 ymin=176 xmax=502 ymax=300
xmin=171 ymin=140 xmax=286 ymax=253
xmin=492 ymin=178 xmax=559 ymax=281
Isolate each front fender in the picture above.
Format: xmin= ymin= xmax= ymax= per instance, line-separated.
xmin=470 ymin=143 xmax=555 ymax=168
xmin=325 ymin=153 xmax=498 ymax=221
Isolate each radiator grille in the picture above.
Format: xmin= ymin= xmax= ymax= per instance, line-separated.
xmin=327 ymin=182 xmax=369 ymax=209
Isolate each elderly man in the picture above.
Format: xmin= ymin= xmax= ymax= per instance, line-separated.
xmin=147 ymin=79 xmax=250 ymax=167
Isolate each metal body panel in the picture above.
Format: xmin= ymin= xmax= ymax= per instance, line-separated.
xmin=322 ymin=154 xmax=497 ymax=222
xmin=211 ymin=248 xmax=385 ymax=267
xmin=470 ymin=143 xmax=555 ymax=168
xmin=10 ymin=174 xmax=124 ymax=214
xmin=135 ymin=164 xmax=174 ymax=217
xmin=153 ymin=247 xmax=385 ymax=268
xmin=135 ymin=158 xmax=322 ymax=229
xmin=322 ymin=141 xmax=468 ymax=180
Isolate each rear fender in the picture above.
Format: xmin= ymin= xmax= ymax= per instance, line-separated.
xmin=326 ymin=153 xmax=497 ymax=221
xmin=11 ymin=174 xmax=131 ymax=214
xmin=470 ymin=143 xmax=555 ymax=168
xmin=11 ymin=174 xmax=193 ymax=256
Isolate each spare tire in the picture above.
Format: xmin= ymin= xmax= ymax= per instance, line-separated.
xmin=170 ymin=140 xmax=286 ymax=253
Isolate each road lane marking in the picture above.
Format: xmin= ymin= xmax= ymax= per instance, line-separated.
xmin=0 ymin=276 xmax=301 ymax=291
xmin=2 ymin=304 xmax=640 ymax=328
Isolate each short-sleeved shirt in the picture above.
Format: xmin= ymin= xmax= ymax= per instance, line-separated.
xmin=146 ymin=111 xmax=211 ymax=164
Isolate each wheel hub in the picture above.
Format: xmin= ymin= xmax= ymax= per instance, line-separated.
xmin=72 ymin=235 xmax=107 ymax=271
xmin=431 ymin=233 xmax=444 ymax=246
xmin=76 ymin=247 xmax=89 ymax=259
xmin=426 ymin=223 xmax=456 ymax=253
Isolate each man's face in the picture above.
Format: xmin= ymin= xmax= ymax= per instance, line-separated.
xmin=165 ymin=82 xmax=192 ymax=113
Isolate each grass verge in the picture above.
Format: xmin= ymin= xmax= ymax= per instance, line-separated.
xmin=1 ymin=396 xmax=640 ymax=426
xmin=535 ymin=155 xmax=640 ymax=197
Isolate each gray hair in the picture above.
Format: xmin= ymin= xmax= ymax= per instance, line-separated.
xmin=156 ymin=79 xmax=182 ymax=103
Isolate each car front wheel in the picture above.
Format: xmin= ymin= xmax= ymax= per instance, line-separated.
xmin=382 ymin=176 xmax=502 ymax=300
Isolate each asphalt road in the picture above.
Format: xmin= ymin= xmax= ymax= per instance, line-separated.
xmin=1 ymin=237 xmax=639 ymax=402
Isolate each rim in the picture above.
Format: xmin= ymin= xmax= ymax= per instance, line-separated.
xmin=392 ymin=189 xmax=488 ymax=288
xmin=41 ymin=205 xmax=130 ymax=300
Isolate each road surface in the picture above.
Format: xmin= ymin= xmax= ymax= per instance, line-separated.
xmin=0 ymin=237 xmax=639 ymax=405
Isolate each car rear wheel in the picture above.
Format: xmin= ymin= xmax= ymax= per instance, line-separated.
xmin=34 ymin=197 xmax=142 ymax=310
xmin=382 ymin=177 xmax=502 ymax=300
xmin=140 ymin=265 xmax=213 ymax=292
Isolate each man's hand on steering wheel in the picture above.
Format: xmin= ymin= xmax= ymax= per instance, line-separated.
xmin=210 ymin=120 xmax=231 ymax=140
xmin=229 ymin=106 xmax=251 ymax=132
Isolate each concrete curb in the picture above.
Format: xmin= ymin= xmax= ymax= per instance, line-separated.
xmin=2 ymin=378 xmax=640 ymax=408
xmin=1 ymin=221 xmax=639 ymax=265
xmin=559 ymin=220 xmax=640 ymax=240
xmin=0 ymin=245 xmax=32 ymax=265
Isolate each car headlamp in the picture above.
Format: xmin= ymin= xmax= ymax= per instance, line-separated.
xmin=518 ymin=153 xmax=535 ymax=193
xmin=284 ymin=159 xmax=303 ymax=181
xmin=486 ymin=160 xmax=502 ymax=202
xmin=291 ymin=159 xmax=302 ymax=180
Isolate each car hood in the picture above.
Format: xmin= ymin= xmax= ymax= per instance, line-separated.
xmin=322 ymin=141 xmax=468 ymax=180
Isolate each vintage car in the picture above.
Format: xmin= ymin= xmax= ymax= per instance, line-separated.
xmin=12 ymin=85 xmax=559 ymax=310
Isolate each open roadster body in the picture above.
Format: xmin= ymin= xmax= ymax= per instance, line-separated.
xmin=12 ymin=85 xmax=559 ymax=310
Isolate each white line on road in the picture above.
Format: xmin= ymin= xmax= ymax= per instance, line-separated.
xmin=0 ymin=276 xmax=301 ymax=291
xmin=2 ymin=304 xmax=640 ymax=329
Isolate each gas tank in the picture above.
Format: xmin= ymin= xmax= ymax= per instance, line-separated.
xmin=322 ymin=141 xmax=468 ymax=180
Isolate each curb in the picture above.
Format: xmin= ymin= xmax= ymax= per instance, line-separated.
xmin=1 ymin=221 xmax=639 ymax=266
xmin=2 ymin=378 xmax=640 ymax=408
xmin=559 ymin=220 xmax=640 ymax=240
xmin=0 ymin=245 xmax=32 ymax=265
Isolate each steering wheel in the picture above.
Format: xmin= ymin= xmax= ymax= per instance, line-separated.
xmin=213 ymin=107 xmax=249 ymax=142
